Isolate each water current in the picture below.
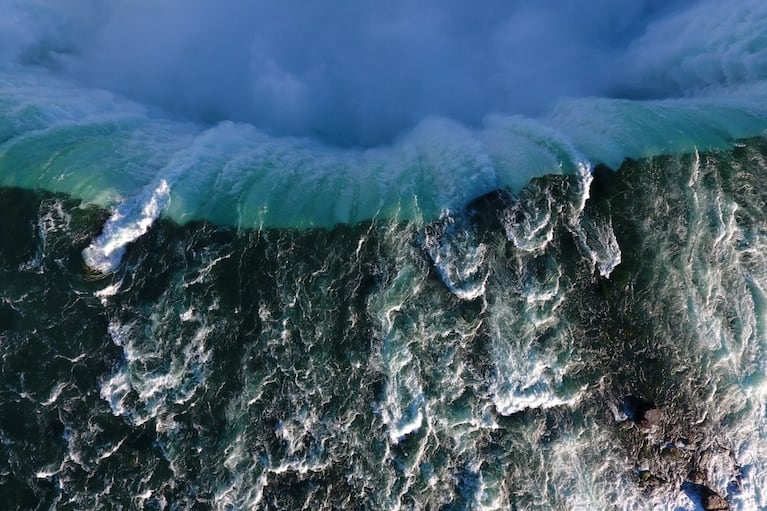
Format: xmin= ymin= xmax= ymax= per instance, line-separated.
xmin=2 ymin=138 xmax=766 ymax=509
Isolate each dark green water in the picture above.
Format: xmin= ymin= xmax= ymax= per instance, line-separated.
xmin=1 ymin=139 xmax=767 ymax=510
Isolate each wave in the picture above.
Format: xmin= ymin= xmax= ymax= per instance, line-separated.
xmin=0 ymin=1 xmax=766 ymax=264
xmin=2 ymin=70 xmax=766 ymax=234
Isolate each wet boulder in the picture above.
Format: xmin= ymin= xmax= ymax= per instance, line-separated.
xmin=682 ymin=481 xmax=729 ymax=510
xmin=621 ymin=395 xmax=662 ymax=429
xmin=704 ymin=494 xmax=729 ymax=510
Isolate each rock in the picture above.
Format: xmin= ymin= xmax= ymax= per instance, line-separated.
xmin=681 ymin=481 xmax=729 ymax=511
xmin=704 ymin=493 xmax=729 ymax=510
xmin=621 ymin=395 xmax=661 ymax=429
xmin=639 ymin=407 xmax=663 ymax=429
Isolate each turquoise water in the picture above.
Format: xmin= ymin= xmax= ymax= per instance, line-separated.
xmin=2 ymin=1 xmax=767 ymax=509
xmin=2 ymin=70 xmax=767 ymax=234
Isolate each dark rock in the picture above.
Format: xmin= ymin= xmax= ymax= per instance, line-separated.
xmin=621 ymin=395 xmax=662 ymax=429
xmin=682 ymin=481 xmax=729 ymax=510
xmin=633 ymin=466 xmax=665 ymax=490
xmin=704 ymin=493 xmax=729 ymax=510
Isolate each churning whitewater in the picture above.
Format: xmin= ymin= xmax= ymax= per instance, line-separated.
xmin=3 ymin=140 xmax=767 ymax=509
xmin=2 ymin=0 xmax=767 ymax=510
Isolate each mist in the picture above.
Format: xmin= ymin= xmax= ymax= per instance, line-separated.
xmin=2 ymin=0 xmax=765 ymax=147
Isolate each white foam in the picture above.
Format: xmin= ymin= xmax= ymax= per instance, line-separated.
xmin=503 ymin=204 xmax=555 ymax=253
xmin=41 ymin=381 xmax=67 ymax=406
xmin=424 ymin=214 xmax=489 ymax=301
xmin=580 ymin=215 xmax=623 ymax=278
xmin=82 ymin=179 xmax=170 ymax=273
xmin=99 ymin=370 xmax=132 ymax=418
xmin=94 ymin=281 xmax=123 ymax=306
xmin=386 ymin=395 xmax=425 ymax=444
xmin=491 ymin=364 xmax=585 ymax=417
xmin=34 ymin=468 xmax=60 ymax=479
xmin=378 ymin=342 xmax=427 ymax=444
xmin=99 ymin=306 xmax=213 ymax=429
